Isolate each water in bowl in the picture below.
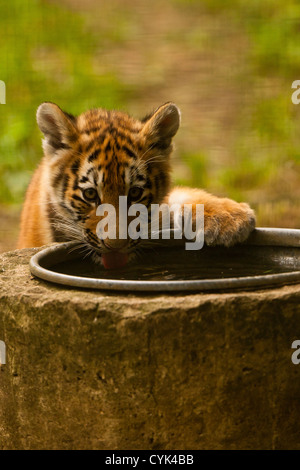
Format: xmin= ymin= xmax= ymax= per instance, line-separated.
xmin=50 ymin=245 xmax=300 ymax=281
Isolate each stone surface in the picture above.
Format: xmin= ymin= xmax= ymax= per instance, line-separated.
xmin=0 ymin=246 xmax=300 ymax=450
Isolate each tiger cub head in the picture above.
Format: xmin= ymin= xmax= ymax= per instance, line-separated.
xmin=37 ymin=102 xmax=181 ymax=268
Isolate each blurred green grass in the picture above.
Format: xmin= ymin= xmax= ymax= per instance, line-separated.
xmin=0 ymin=0 xmax=299 ymax=230
xmin=0 ymin=0 xmax=131 ymax=202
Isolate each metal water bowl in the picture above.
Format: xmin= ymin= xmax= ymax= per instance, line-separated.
xmin=30 ymin=228 xmax=300 ymax=292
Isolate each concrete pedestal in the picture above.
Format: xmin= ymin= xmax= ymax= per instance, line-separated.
xmin=0 ymin=247 xmax=299 ymax=449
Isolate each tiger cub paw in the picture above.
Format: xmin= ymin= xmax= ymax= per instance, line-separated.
xmin=204 ymin=200 xmax=256 ymax=247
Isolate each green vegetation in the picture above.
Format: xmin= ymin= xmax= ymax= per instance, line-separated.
xmin=0 ymin=0 xmax=299 ymax=229
xmin=0 ymin=0 xmax=128 ymax=202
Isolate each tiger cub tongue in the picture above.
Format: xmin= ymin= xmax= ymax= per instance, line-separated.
xmin=102 ymin=252 xmax=128 ymax=270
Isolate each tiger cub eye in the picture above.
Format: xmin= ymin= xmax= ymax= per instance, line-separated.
xmin=128 ymin=186 xmax=143 ymax=202
xmin=82 ymin=188 xmax=98 ymax=201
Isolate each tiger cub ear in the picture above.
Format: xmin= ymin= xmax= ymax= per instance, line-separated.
xmin=36 ymin=102 xmax=78 ymax=156
xmin=141 ymin=102 xmax=181 ymax=148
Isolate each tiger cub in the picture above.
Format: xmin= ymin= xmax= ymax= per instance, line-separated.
xmin=18 ymin=102 xmax=255 ymax=268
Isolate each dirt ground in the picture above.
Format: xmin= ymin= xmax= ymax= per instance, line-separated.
xmin=0 ymin=207 xmax=21 ymax=253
